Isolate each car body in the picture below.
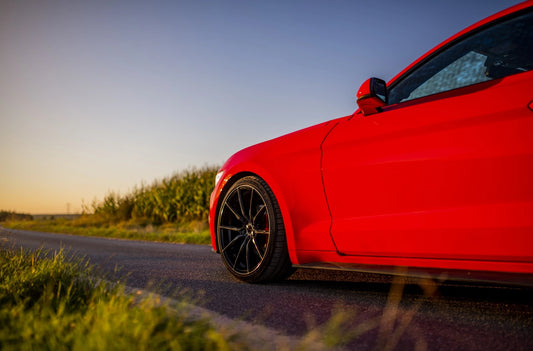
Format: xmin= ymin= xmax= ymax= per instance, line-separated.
xmin=209 ymin=1 xmax=533 ymax=284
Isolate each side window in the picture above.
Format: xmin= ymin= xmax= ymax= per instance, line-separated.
xmin=388 ymin=10 xmax=533 ymax=105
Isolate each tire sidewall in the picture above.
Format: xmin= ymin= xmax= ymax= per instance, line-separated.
xmin=217 ymin=176 xmax=282 ymax=282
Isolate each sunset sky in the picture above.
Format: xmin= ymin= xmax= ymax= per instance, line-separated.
xmin=0 ymin=0 xmax=521 ymax=214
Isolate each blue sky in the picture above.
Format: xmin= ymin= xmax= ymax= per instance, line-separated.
xmin=0 ymin=0 xmax=522 ymax=213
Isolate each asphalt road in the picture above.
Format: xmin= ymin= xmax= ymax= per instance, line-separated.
xmin=1 ymin=227 xmax=532 ymax=350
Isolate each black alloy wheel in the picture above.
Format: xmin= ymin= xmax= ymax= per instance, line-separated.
xmin=216 ymin=176 xmax=294 ymax=283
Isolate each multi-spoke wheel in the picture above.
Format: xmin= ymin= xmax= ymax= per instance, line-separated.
xmin=216 ymin=176 xmax=294 ymax=283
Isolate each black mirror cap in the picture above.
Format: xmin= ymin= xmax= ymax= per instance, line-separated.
xmin=356 ymin=78 xmax=388 ymax=116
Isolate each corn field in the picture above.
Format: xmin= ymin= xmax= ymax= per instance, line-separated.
xmin=87 ymin=166 xmax=219 ymax=224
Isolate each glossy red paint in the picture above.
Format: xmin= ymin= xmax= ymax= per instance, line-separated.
xmin=209 ymin=118 xmax=343 ymax=264
xmin=322 ymin=70 xmax=533 ymax=273
xmin=209 ymin=2 xmax=533 ymax=282
xmin=356 ymin=78 xmax=387 ymax=116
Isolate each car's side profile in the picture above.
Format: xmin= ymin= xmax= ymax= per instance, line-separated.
xmin=209 ymin=1 xmax=533 ymax=284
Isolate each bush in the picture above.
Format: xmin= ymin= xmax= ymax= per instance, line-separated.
xmin=0 ymin=211 xmax=33 ymax=222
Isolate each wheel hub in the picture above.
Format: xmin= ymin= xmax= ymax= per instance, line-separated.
xmin=245 ymin=223 xmax=255 ymax=236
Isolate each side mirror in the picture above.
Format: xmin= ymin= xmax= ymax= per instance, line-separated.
xmin=356 ymin=78 xmax=387 ymax=116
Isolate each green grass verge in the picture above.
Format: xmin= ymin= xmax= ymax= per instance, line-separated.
xmin=0 ymin=247 xmax=386 ymax=350
xmin=2 ymin=218 xmax=211 ymax=245
xmin=0 ymin=248 xmax=238 ymax=350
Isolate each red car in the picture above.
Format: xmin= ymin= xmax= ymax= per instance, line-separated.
xmin=209 ymin=1 xmax=533 ymax=284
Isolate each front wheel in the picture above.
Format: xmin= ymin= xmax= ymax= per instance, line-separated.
xmin=216 ymin=176 xmax=294 ymax=283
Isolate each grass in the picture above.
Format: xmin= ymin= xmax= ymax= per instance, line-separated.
xmin=2 ymin=217 xmax=211 ymax=245
xmin=0 ymin=248 xmax=241 ymax=350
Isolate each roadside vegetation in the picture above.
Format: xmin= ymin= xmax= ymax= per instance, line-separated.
xmin=3 ymin=218 xmax=211 ymax=245
xmin=0 ymin=248 xmax=438 ymax=350
xmin=0 ymin=211 xmax=33 ymax=222
xmin=1 ymin=247 xmax=416 ymax=350
xmin=1 ymin=166 xmax=218 ymax=244
xmin=0 ymin=247 xmax=243 ymax=350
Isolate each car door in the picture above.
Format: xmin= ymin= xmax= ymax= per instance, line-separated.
xmin=321 ymin=9 xmax=533 ymax=267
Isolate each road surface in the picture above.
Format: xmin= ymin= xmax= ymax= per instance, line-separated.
xmin=1 ymin=227 xmax=531 ymax=350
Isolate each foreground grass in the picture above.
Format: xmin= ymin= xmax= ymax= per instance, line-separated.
xmin=0 ymin=248 xmax=394 ymax=351
xmin=0 ymin=248 xmax=239 ymax=350
xmin=2 ymin=217 xmax=211 ymax=245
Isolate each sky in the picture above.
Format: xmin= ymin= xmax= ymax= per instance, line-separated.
xmin=0 ymin=0 xmax=523 ymax=214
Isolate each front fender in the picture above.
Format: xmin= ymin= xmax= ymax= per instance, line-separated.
xmin=209 ymin=117 xmax=349 ymax=263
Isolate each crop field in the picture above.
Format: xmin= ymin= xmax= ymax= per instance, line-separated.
xmin=1 ymin=166 xmax=218 ymax=244
xmin=86 ymin=166 xmax=218 ymax=225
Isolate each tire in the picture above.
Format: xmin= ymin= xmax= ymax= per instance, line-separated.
xmin=216 ymin=176 xmax=294 ymax=283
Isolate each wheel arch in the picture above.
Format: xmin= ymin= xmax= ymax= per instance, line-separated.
xmin=212 ymin=168 xmax=298 ymax=265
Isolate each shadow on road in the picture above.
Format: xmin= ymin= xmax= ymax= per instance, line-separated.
xmin=286 ymin=268 xmax=533 ymax=304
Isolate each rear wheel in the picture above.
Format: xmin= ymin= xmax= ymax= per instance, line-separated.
xmin=216 ymin=176 xmax=294 ymax=283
